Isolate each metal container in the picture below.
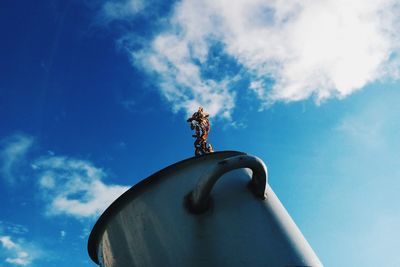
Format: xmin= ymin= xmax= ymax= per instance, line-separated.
xmin=88 ymin=151 xmax=322 ymax=267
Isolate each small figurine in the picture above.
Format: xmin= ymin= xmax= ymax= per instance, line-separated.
xmin=187 ymin=107 xmax=214 ymax=156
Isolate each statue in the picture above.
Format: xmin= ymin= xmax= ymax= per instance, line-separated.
xmin=187 ymin=107 xmax=214 ymax=156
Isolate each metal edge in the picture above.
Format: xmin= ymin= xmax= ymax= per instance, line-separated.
xmin=87 ymin=151 xmax=246 ymax=264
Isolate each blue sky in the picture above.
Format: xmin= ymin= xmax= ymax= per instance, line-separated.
xmin=1 ymin=0 xmax=400 ymax=266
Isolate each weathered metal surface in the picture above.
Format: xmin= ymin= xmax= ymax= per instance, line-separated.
xmin=88 ymin=151 xmax=323 ymax=267
xmin=187 ymin=154 xmax=267 ymax=213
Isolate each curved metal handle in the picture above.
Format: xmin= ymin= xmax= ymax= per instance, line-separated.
xmin=186 ymin=155 xmax=268 ymax=213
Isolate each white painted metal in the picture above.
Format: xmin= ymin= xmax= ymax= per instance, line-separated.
xmin=89 ymin=151 xmax=323 ymax=267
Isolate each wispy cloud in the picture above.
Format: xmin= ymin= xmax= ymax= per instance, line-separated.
xmin=33 ymin=156 xmax=129 ymax=218
xmin=120 ymin=99 xmax=136 ymax=112
xmin=0 ymin=134 xmax=34 ymax=185
xmin=0 ymin=222 xmax=28 ymax=236
xmin=132 ymin=37 xmax=236 ymax=118
xmin=0 ymin=132 xmax=129 ymax=220
xmin=99 ymin=0 xmax=146 ymax=23
xmin=60 ymin=230 xmax=66 ymax=241
xmin=0 ymin=236 xmax=33 ymax=266
xmin=112 ymin=0 xmax=400 ymax=118
xmin=0 ymin=223 xmax=45 ymax=267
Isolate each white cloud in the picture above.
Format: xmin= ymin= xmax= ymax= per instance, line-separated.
xmin=33 ymin=156 xmax=129 ymax=218
xmin=130 ymin=10 xmax=236 ymax=118
xmin=0 ymin=236 xmax=32 ymax=266
xmin=119 ymin=0 xmax=400 ymax=117
xmin=39 ymin=174 xmax=55 ymax=189
xmin=0 ymin=134 xmax=34 ymax=185
xmin=101 ymin=0 xmax=146 ymax=22
xmin=0 ymin=236 xmax=18 ymax=250
xmin=6 ymin=255 xmax=29 ymax=266
xmin=79 ymin=227 xmax=91 ymax=240
xmin=60 ymin=230 xmax=66 ymax=241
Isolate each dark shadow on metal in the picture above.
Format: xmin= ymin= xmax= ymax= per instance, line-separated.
xmin=186 ymin=155 xmax=268 ymax=214
xmin=184 ymin=192 xmax=214 ymax=214
xmin=87 ymin=151 xmax=246 ymax=264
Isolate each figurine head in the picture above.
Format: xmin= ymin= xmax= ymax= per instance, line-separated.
xmin=198 ymin=106 xmax=203 ymax=113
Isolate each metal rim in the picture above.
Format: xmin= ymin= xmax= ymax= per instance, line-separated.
xmin=87 ymin=151 xmax=246 ymax=264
